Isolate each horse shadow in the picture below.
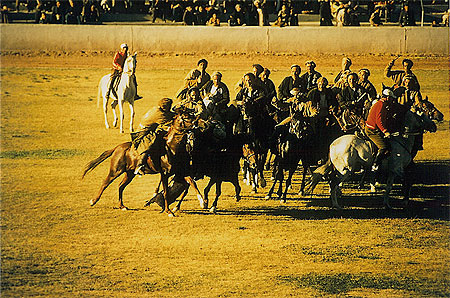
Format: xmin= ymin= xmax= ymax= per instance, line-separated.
xmin=183 ymin=160 xmax=449 ymax=221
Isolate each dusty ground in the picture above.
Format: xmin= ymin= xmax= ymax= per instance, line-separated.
xmin=1 ymin=52 xmax=449 ymax=298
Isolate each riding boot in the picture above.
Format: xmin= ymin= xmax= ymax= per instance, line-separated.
xmin=133 ymin=76 xmax=142 ymax=100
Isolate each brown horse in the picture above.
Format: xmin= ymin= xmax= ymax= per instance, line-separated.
xmin=82 ymin=113 xmax=204 ymax=216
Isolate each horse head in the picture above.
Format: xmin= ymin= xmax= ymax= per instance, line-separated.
xmin=123 ymin=53 xmax=137 ymax=74
xmin=404 ymin=110 xmax=437 ymax=135
xmin=416 ymin=96 xmax=444 ymax=122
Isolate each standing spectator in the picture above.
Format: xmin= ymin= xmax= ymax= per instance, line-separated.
xmin=34 ymin=0 xmax=43 ymax=23
xmin=65 ymin=0 xmax=81 ymax=24
xmin=319 ymin=0 xmax=333 ymax=26
xmin=399 ymin=3 xmax=415 ymax=27
xmin=335 ymin=2 xmax=349 ymax=26
xmin=50 ymin=0 xmax=65 ymax=24
xmin=84 ymin=3 xmax=100 ymax=23
xmin=369 ymin=6 xmax=382 ymax=26
xmin=300 ymin=60 xmax=322 ymax=92
xmin=289 ymin=6 xmax=298 ymax=26
xmin=183 ymin=5 xmax=196 ymax=25
xmin=253 ymin=0 xmax=268 ymax=26
xmin=228 ymin=3 xmax=245 ymax=26
xmin=171 ymin=1 xmax=184 ymax=22
xmin=195 ymin=4 xmax=207 ymax=25
xmin=151 ymin=0 xmax=165 ymax=22
xmin=1 ymin=5 xmax=11 ymax=23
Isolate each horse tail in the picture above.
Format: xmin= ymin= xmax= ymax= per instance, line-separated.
xmin=305 ymin=158 xmax=334 ymax=194
xmin=81 ymin=148 xmax=115 ymax=179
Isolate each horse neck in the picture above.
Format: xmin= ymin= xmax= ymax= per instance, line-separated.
xmin=122 ymin=58 xmax=135 ymax=75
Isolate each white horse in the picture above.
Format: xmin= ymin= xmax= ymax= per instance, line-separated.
xmin=306 ymin=110 xmax=436 ymax=209
xmin=97 ymin=52 xmax=138 ymax=133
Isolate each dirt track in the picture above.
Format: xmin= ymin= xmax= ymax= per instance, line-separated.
xmin=1 ymin=50 xmax=448 ymax=70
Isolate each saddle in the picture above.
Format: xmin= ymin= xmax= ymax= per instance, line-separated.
xmin=334 ymin=109 xmax=364 ymax=132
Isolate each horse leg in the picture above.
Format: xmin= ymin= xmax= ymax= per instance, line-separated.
xmin=185 ymin=176 xmax=205 ymax=209
xmin=90 ymin=169 xmax=123 ymax=207
xmin=172 ymin=186 xmax=190 ymax=213
xmin=117 ymin=171 xmax=135 ymax=210
xmin=152 ymin=179 xmax=162 ymax=198
xmin=384 ymin=175 xmax=395 ymax=210
xmin=298 ymin=164 xmax=309 ymax=196
xmin=103 ymin=96 xmax=110 ymax=129
xmin=128 ymin=102 xmax=135 ymax=133
xmin=258 ymin=154 xmax=267 ymax=188
xmin=111 ymin=100 xmax=118 ymax=127
xmin=160 ymin=173 xmax=174 ymax=217
xmin=204 ymin=178 xmax=216 ymax=210
xmin=282 ymin=167 xmax=296 ymax=203
xmin=231 ymin=175 xmax=241 ymax=202
xmin=118 ymin=98 xmax=125 ymax=133
xmin=330 ymin=172 xmax=348 ymax=209
xmin=210 ymin=181 xmax=222 ymax=214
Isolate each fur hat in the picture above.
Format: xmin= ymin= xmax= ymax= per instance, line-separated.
xmin=305 ymin=60 xmax=316 ymax=68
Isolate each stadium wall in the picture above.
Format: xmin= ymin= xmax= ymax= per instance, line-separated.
xmin=1 ymin=24 xmax=448 ymax=55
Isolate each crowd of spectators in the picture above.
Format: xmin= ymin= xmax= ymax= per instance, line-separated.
xmin=1 ymin=0 xmax=449 ymax=26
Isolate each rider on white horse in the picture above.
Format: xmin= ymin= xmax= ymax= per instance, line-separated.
xmin=106 ymin=43 xmax=141 ymax=101
xmin=365 ymin=88 xmax=408 ymax=172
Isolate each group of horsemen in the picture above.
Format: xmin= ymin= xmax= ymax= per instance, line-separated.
xmin=106 ymin=44 xmax=426 ymax=179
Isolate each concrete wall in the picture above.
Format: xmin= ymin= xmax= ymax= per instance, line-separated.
xmin=1 ymin=24 xmax=448 ymax=55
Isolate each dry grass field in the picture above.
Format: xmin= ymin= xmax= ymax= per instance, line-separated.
xmin=1 ymin=52 xmax=449 ymax=297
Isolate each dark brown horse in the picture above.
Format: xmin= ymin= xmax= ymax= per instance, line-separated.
xmin=82 ymin=113 xmax=203 ymax=216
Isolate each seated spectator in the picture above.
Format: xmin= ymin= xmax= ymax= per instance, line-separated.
xmin=39 ymin=11 xmax=48 ymax=23
xmin=289 ymin=6 xmax=298 ymax=26
xmin=301 ymin=60 xmax=322 ymax=91
xmin=228 ymin=3 xmax=246 ymax=26
xmin=183 ymin=5 xmax=195 ymax=25
xmin=273 ymin=3 xmax=290 ymax=27
xmin=206 ymin=12 xmax=220 ymax=26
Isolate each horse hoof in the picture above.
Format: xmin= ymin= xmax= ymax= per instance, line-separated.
xmin=89 ymin=199 xmax=96 ymax=206
xmin=209 ymin=206 xmax=217 ymax=213
xmin=265 ymin=195 xmax=271 ymax=200
xmin=172 ymin=206 xmax=179 ymax=213
xmin=168 ymin=213 xmax=175 ymax=218
xmin=236 ymin=196 xmax=241 ymax=202
xmin=120 ymin=206 xmax=128 ymax=211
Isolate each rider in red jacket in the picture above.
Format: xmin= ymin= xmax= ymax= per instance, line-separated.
xmin=365 ymin=88 xmax=407 ymax=171
xmin=106 ymin=43 xmax=141 ymax=101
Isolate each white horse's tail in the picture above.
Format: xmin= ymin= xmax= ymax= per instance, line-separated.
xmin=305 ymin=158 xmax=334 ymax=194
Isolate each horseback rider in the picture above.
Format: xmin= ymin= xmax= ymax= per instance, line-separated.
xmin=133 ymin=98 xmax=175 ymax=175
xmin=365 ymin=88 xmax=408 ymax=171
xmin=278 ymin=64 xmax=307 ymax=102
xmin=201 ymin=71 xmax=230 ymax=123
xmin=336 ymin=72 xmax=369 ymax=131
xmin=385 ymin=56 xmax=420 ymax=91
xmin=177 ymin=58 xmax=210 ymax=99
xmin=334 ymin=57 xmax=352 ymax=85
xmin=173 ymin=87 xmax=206 ymax=120
xmin=300 ymin=60 xmax=322 ymax=92
xmin=106 ymin=43 xmax=141 ymax=101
